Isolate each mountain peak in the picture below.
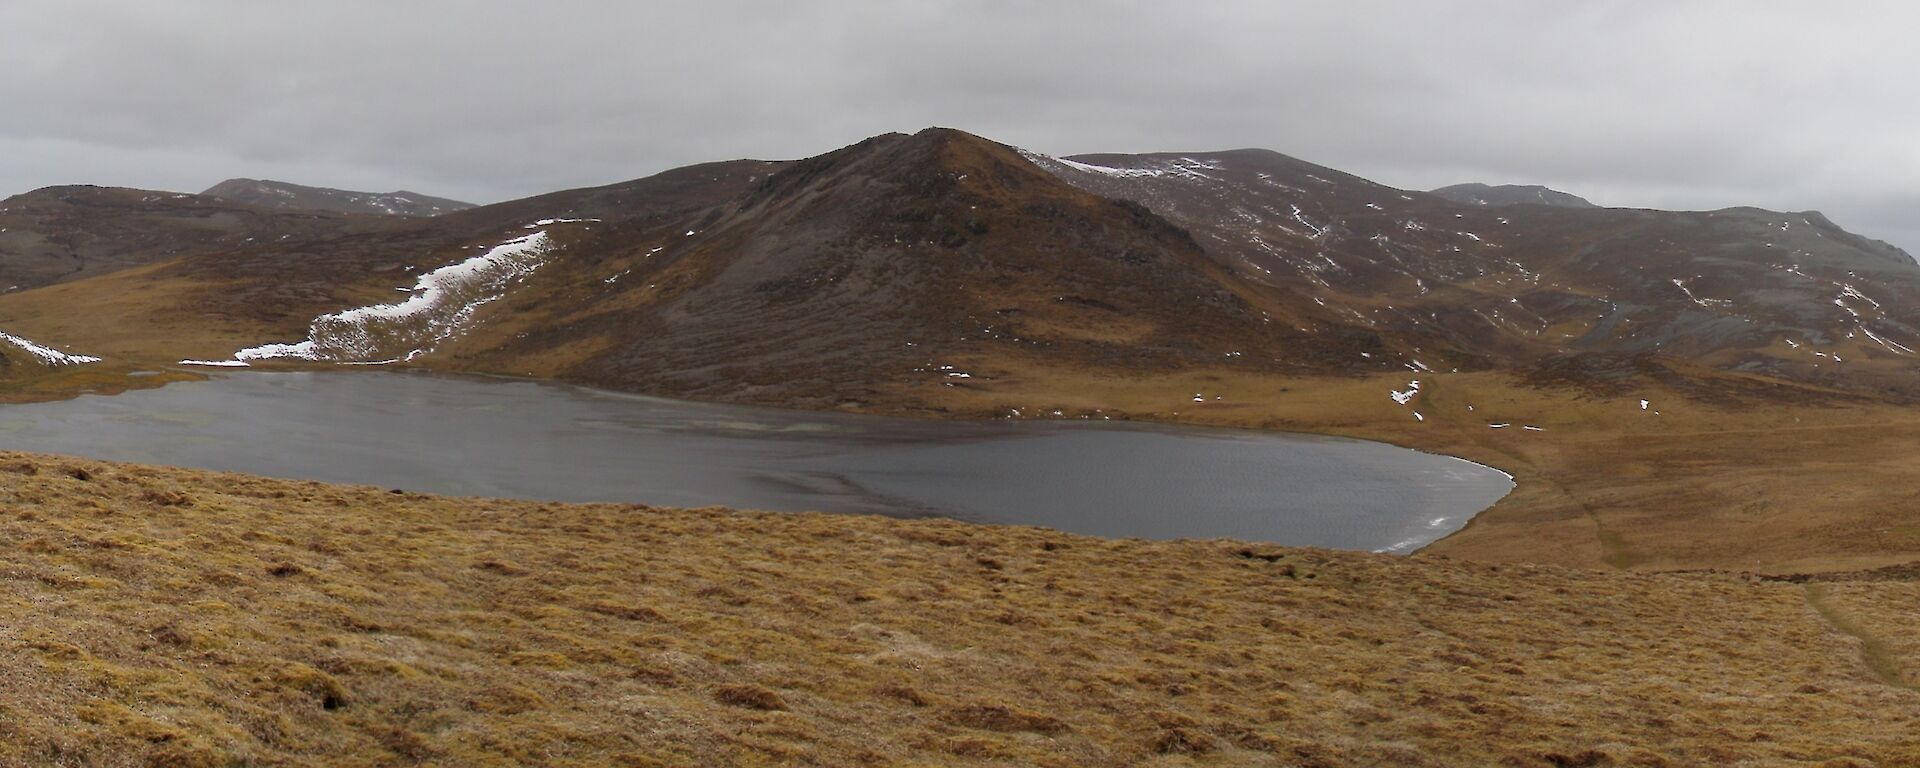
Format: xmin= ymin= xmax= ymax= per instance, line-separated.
xmin=201 ymin=178 xmax=474 ymax=217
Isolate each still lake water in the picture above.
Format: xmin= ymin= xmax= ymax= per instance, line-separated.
xmin=0 ymin=371 xmax=1512 ymax=552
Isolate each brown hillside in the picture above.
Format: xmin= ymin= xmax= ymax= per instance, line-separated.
xmin=0 ymin=186 xmax=395 ymax=292
xmin=1032 ymin=148 xmax=1920 ymax=397
xmin=0 ymin=451 xmax=1917 ymax=766
xmin=200 ymin=179 xmax=474 ymax=217
xmin=446 ymin=128 xmax=1307 ymax=405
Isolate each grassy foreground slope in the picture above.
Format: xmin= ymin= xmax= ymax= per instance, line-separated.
xmin=1 ymin=451 xmax=1917 ymax=766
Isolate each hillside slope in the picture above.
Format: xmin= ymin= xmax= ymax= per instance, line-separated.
xmin=202 ymin=178 xmax=474 ymax=217
xmin=1428 ymin=182 xmax=1596 ymax=208
xmin=0 ymin=160 xmax=775 ymax=368
xmin=1026 ymin=147 xmax=1920 ymax=397
xmin=0 ymin=451 xmax=1916 ymax=766
xmin=444 ymin=128 xmax=1301 ymax=405
xmin=0 ymin=185 xmax=394 ymax=292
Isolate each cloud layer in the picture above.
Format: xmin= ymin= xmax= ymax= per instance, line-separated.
xmin=5 ymin=1 xmax=1917 ymax=251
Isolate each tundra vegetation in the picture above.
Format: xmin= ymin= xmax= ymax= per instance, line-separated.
xmin=1 ymin=452 xmax=1918 ymax=766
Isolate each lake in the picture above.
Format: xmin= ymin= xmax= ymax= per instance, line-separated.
xmin=0 ymin=371 xmax=1512 ymax=552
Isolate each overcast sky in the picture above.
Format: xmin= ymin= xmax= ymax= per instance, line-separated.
xmin=4 ymin=1 xmax=1918 ymax=250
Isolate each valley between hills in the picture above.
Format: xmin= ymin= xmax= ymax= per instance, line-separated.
xmin=3 ymin=127 xmax=1920 ymax=764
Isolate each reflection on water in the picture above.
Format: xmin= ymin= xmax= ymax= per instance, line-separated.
xmin=0 ymin=371 xmax=1512 ymax=551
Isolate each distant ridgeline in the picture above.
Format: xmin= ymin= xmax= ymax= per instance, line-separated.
xmin=0 ymin=126 xmax=1914 ymax=404
xmin=201 ymin=178 xmax=474 ymax=217
xmin=1427 ymin=182 xmax=1596 ymax=209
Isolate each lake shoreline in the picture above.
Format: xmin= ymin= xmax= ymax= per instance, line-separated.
xmin=0 ymin=368 xmax=1514 ymax=552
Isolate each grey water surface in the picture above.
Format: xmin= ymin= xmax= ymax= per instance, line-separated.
xmin=0 ymin=371 xmax=1512 ymax=552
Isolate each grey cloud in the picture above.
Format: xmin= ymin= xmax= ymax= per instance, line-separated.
xmin=3 ymin=1 xmax=1917 ymax=253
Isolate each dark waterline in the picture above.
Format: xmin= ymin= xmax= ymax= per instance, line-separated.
xmin=0 ymin=371 xmax=1512 ymax=552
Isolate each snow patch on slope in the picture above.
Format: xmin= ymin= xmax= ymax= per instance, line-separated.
xmin=217 ymin=229 xmax=558 ymax=365
xmin=1016 ymin=149 xmax=1164 ymax=178
xmin=1018 ymin=149 xmax=1227 ymax=183
xmin=1860 ymin=325 xmax=1915 ymax=355
xmin=1390 ymin=379 xmax=1421 ymax=405
xmin=0 ymin=332 xmax=100 ymax=365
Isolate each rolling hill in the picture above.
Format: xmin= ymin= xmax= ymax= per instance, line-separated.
xmin=201 ymin=178 xmax=474 ymax=217
xmin=1024 ymin=145 xmax=1920 ymax=397
xmin=0 ymin=185 xmax=396 ymax=292
xmin=1428 ymin=182 xmax=1597 ymax=208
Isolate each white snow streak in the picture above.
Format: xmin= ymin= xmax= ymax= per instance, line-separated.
xmin=1670 ymin=278 xmax=1730 ymax=308
xmin=1390 ymin=380 xmax=1421 ymax=405
xmin=1861 ymin=326 xmax=1915 ymax=355
xmin=0 ymin=332 xmax=100 ymax=365
xmin=1838 ymin=284 xmax=1881 ymax=310
xmin=1016 ymin=149 xmax=1164 ymax=178
xmin=231 ymin=230 xmax=557 ymax=364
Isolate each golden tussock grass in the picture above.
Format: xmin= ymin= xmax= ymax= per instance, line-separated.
xmin=876 ymin=354 xmax=1920 ymax=573
xmin=0 ymin=451 xmax=1917 ymax=766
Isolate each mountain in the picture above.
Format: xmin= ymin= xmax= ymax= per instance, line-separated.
xmin=1024 ymin=147 xmax=1920 ymax=396
xmin=1429 ymin=182 xmax=1597 ymax=208
xmin=8 ymin=127 xmax=1920 ymax=410
xmin=0 ymin=185 xmax=397 ymax=292
xmin=460 ymin=129 xmax=1288 ymax=405
xmin=3 ymin=127 xmax=1918 ymax=403
xmin=201 ymin=178 xmax=474 ymax=217
xmin=0 ymin=131 xmax=1286 ymax=407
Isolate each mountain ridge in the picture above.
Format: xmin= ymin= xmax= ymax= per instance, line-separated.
xmin=0 ymin=184 xmax=399 ymax=292
xmin=201 ymin=178 xmax=474 ymax=217
xmin=1428 ymin=182 xmax=1596 ymax=208
xmin=6 ymin=127 xmax=1920 ymax=405
xmin=1022 ymin=143 xmax=1920 ymax=395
